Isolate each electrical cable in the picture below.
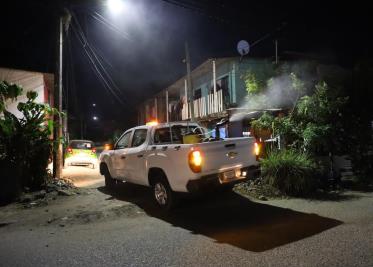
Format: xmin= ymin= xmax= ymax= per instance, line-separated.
xmin=70 ymin=23 xmax=129 ymax=109
xmin=71 ymin=11 xmax=130 ymax=104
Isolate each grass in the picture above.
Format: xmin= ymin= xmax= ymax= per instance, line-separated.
xmin=261 ymin=149 xmax=318 ymax=196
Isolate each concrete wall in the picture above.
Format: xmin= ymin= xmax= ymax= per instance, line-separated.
xmin=1 ymin=68 xmax=53 ymax=119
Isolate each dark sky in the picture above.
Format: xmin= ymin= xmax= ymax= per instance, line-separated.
xmin=0 ymin=0 xmax=371 ymax=138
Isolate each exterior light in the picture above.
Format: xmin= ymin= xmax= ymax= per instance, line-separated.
xmin=146 ymin=121 xmax=158 ymax=126
xmin=93 ymin=116 xmax=98 ymax=121
xmin=254 ymin=141 xmax=260 ymax=161
xmin=104 ymin=143 xmax=113 ymax=150
xmin=108 ymin=0 xmax=124 ymax=15
xmin=188 ymin=149 xmax=203 ymax=173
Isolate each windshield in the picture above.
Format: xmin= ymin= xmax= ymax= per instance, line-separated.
xmin=69 ymin=141 xmax=94 ymax=149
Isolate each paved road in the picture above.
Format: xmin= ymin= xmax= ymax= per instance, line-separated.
xmin=62 ymin=165 xmax=104 ymax=188
xmin=0 ymin=167 xmax=372 ymax=267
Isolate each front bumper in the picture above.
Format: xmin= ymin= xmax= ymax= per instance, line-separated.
xmin=186 ymin=165 xmax=260 ymax=193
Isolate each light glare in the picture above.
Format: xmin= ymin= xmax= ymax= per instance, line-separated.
xmin=108 ymin=0 xmax=124 ymax=15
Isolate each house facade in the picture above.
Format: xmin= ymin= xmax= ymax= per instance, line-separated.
xmin=137 ymin=57 xmax=275 ymax=137
xmin=0 ymin=67 xmax=54 ymax=118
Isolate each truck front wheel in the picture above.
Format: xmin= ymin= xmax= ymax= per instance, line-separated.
xmin=152 ymin=177 xmax=176 ymax=211
xmin=102 ymin=165 xmax=115 ymax=189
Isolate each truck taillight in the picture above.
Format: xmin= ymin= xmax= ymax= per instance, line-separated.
xmin=188 ymin=150 xmax=203 ymax=173
xmin=67 ymin=147 xmax=73 ymax=154
xmin=254 ymin=142 xmax=260 ymax=161
xmin=92 ymin=148 xmax=96 ymax=153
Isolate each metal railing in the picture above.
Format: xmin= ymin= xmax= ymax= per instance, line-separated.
xmin=181 ymin=90 xmax=223 ymax=120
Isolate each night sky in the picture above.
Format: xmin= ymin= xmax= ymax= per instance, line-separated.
xmin=0 ymin=0 xmax=371 ymax=140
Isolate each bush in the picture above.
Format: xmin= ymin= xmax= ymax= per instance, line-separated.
xmin=261 ymin=150 xmax=318 ymax=196
xmin=251 ymin=112 xmax=274 ymax=140
xmin=1 ymin=83 xmax=58 ymax=203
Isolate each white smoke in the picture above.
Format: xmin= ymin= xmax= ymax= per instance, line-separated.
xmin=230 ymin=70 xmax=314 ymax=122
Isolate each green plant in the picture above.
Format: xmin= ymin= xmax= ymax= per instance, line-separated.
xmin=244 ymin=71 xmax=260 ymax=94
xmin=1 ymin=83 xmax=59 ymax=202
xmin=261 ymin=150 xmax=318 ymax=196
xmin=0 ymin=81 xmax=23 ymax=113
xmin=251 ymin=112 xmax=274 ymax=132
xmin=251 ymin=112 xmax=274 ymax=140
xmin=242 ymin=62 xmax=276 ymax=95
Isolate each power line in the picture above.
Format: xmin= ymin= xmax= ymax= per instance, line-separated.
xmin=90 ymin=11 xmax=132 ymax=41
xmin=70 ymin=11 xmax=135 ymax=110
xmin=71 ymin=11 xmax=129 ymax=101
xmin=70 ymin=22 xmax=129 ymax=108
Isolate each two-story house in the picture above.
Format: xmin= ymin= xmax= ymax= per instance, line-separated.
xmin=137 ymin=57 xmax=276 ymax=137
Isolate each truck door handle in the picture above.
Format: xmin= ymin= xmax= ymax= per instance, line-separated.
xmin=174 ymin=146 xmax=181 ymax=151
xmin=120 ymin=155 xmax=126 ymax=159
xmin=225 ymin=143 xmax=236 ymax=148
xmin=151 ymin=146 xmax=157 ymax=150
xmin=161 ymin=146 xmax=168 ymax=151
xmin=137 ymin=154 xmax=143 ymax=158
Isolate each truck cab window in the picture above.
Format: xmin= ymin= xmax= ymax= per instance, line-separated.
xmin=132 ymin=129 xmax=148 ymax=147
xmin=115 ymin=131 xmax=131 ymax=149
xmin=154 ymin=128 xmax=171 ymax=144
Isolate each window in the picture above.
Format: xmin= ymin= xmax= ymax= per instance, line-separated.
xmin=210 ymin=76 xmax=229 ymax=94
xmin=194 ymin=88 xmax=201 ymax=100
xmin=219 ymin=76 xmax=229 ymax=93
xmin=115 ymin=131 xmax=131 ymax=149
xmin=154 ymin=125 xmax=207 ymax=144
xmin=131 ymin=129 xmax=148 ymax=147
xmin=154 ymin=128 xmax=171 ymax=144
xmin=69 ymin=141 xmax=94 ymax=149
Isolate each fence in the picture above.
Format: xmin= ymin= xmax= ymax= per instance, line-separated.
xmin=181 ymin=90 xmax=223 ymax=120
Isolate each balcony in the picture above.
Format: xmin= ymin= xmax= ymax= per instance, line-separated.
xmin=181 ymin=90 xmax=224 ymax=120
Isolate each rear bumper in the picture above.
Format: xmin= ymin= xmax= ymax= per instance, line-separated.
xmin=65 ymin=157 xmax=97 ymax=166
xmin=186 ymin=165 xmax=260 ymax=193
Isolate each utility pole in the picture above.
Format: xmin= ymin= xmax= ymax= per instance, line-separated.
xmin=275 ymin=39 xmax=278 ymax=64
xmin=165 ymin=89 xmax=169 ymax=123
xmin=212 ymin=59 xmax=217 ymax=113
xmin=53 ymin=15 xmax=64 ymax=179
xmin=185 ymin=42 xmax=194 ymax=121
xmin=154 ymin=97 xmax=158 ymax=121
xmin=53 ymin=10 xmax=70 ymax=179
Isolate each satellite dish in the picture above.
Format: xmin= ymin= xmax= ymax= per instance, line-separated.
xmin=237 ymin=40 xmax=250 ymax=56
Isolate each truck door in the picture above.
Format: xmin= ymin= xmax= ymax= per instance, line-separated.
xmin=112 ymin=130 xmax=132 ymax=180
xmin=125 ymin=128 xmax=148 ymax=185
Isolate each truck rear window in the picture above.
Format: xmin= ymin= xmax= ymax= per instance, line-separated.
xmin=153 ymin=126 xmax=204 ymax=144
xmin=69 ymin=141 xmax=94 ymax=149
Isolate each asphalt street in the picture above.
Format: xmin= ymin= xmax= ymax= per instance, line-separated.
xmin=0 ymin=166 xmax=372 ymax=267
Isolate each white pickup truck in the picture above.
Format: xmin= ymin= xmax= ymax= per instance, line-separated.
xmin=99 ymin=122 xmax=260 ymax=210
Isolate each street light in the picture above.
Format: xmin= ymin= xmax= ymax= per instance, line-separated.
xmin=93 ymin=116 xmax=98 ymax=121
xmin=107 ymin=0 xmax=125 ymax=15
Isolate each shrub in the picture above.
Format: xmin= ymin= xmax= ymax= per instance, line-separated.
xmin=251 ymin=112 xmax=274 ymax=139
xmin=261 ymin=150 xmax=318 ymax=196
xmin=1 ymin=83 xmax=58 ymax=203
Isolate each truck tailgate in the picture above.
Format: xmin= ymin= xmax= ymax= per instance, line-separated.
xmin=196 ymin=137 xmax=257 ymax=175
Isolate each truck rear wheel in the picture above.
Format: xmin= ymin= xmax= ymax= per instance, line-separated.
xmin=152 ymin=176 xmax=176 ymax=211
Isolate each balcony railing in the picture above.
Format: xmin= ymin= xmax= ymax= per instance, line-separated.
xmin=181 ymin=90 xmax=224 ymax=120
